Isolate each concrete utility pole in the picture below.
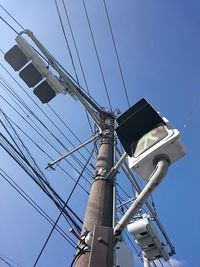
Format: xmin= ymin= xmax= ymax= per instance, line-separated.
xmin=74 ymin=112 xmax=115 ymax=267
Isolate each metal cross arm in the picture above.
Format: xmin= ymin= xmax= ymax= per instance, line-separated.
xmin=45 ymin=133 xmax=99 ymax=170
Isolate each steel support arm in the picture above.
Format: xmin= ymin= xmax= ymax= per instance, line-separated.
xmin=20 ymin=30 xmax=103 ymax=128
xmin=114 ymin=159 xmax=169 ymax=235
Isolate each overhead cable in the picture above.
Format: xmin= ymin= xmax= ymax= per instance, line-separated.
xmin=0 ymin=96 xmax=92 ymax=191
xmin=0 ymin=16 xmax=19 ymax=34
xmin=33 ymin=148 xmax=94 ymax=266
xmin=0 ymin=69 xmax=95 ymax=178
xmin=0 ymin=133 xmax=83 ymax=232
xmin=103 ymin=0 xmax=130 ymax=108
xmin=54 ymin=0 xmax=94 ymax=134
xmin=0 ymin=4 xmax=25 ymax=30
xmin=0 ymin=169 xmax=76 ymax=249
xmin=82 ymin=0 xmax=113 ymax=111
xmin=0 ymin=109 xmax=90 ymax=195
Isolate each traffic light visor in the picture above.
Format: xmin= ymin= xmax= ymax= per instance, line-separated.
xmin=133 ymin=125 xmax=168 ymax=157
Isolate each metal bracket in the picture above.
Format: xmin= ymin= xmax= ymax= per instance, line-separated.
xmin=89 ymin=225 xmax=113 ymax=267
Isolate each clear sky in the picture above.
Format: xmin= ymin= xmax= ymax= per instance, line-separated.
xmin=0 ymin=1 xmax=199 ymax=267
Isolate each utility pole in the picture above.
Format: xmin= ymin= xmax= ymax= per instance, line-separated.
xmin=74 ymin=111 xmax=115 ymax=267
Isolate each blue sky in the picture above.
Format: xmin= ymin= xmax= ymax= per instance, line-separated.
xmin=0 ymin=1 xmax=200 ymax=267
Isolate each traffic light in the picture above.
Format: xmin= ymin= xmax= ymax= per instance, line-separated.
xmin=4 ymin=35 xmax=67 ymax=103
xmin=127 ymin=215 xmax=170 ymax=261
xmin=116 ymin=98 xmax=186 ymax=179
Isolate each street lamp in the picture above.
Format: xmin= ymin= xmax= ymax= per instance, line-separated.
xmin=114 ymin=98 xmax=186 ymax=265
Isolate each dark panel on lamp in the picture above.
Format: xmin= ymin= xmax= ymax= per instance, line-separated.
xmin=116 ymin=98 xmax=165 ymax=156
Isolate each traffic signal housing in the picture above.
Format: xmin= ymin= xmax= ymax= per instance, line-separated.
xmin=4 ymin=35 xmax=74 ymax=103
xmin=127 ymin=216 xmax=170 ymax=261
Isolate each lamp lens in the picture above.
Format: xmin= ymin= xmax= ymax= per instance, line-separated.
xmin=133 ymin=125 xmax=168 ymax=157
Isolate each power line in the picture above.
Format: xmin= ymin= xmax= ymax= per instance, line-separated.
xmin=0 ymin=253 xmax=22 ymax=267
xmin=60 ymin=0 xmax=94 ymax=134
xmin=81 ymin=0 xmax=113 ymax=111
xmin=47 ymin=104 xmax=94 ymax=158
xmin=0 ymin=255 xmax=14 ymax=267
xmin=61 ymin=0 xmax=90 ymax=97
xmin=0 ymin=168 xmax=76 ymax=249
xmin=0 ymin=109 xmax=90 ymax=195
xmin=0 ymin=4 xmax=25 ymax=31
xmin=0 ymin=132 xmax=83 ymax=232
xmin=0 ymin=105 xmax=91 ymax=195
xmin=0 ymin=75 xmax=93 ymax=175
xmin=158 ymin=259 xmax=165 ymax=267
xmin=54 ymin=0 xmax=94 ymax=134
xmin=0 ymin=95 xmax=92 ymax=192
xmin=0 ymin=16 xmax=19 ymax=34
xmin=54 ymin=0 xmax=79 ymax=83
xmin=103 ymin=0 xmax=131 ymax=108
xmin=33 ymin=148 xmax=94 ymax=266
xmin=0 ymin=66 xmax=95 ymax=176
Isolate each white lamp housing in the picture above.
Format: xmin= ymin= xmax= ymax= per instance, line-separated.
xmin=128 ymin=117 xmax=186 ymax=180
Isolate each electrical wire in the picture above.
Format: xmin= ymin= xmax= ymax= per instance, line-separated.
xmin=0 ymin=252 xmax=22 ymax=267
xmin=103 ymin=0 xmax=130 ymax=108
xmin=0 ymin=63 xmax=93 ymax=159
xmin=70 ymin=246 xmax=87 ymax=267
xmin=54 ymin=0 xmax=79 ymax=84
xmin=0 ymin=96 xmax=92 ymax=192
xmin=0 ymin=6 xmax=102 ymax=112
xmin=61 ymin=0 xmax=94 ymax=133
xmin=54 ymin=0 xmax=94 ymax=135
xmin=167 ymin=260 xmax=173 ymax=267
xmin=61 ymin=0 xmax=90 ymax=98
xmin=158 ymin=259 xmax=165 ymax=267
xmin=0 ymin=48 xmax=4 ymax=54
xmin=0 ymin=62 xmax=95 ymax=165
xmin=0 ymin=108 xmax=91 ymax=195
xmin=33 ymin=148 xmax=94 ymax=266
xmin=0 ymin=255 xmax=13 ymax=267
xmin=0 ymin=16 xmax=19 ymax=34
xmin=152 ymin=261 xmax=158 ymax=267
xmin=0 ymin=132 xmax=83 ymax=232
xmin=0 ymin=4 xmax=25 ymax=31
xmin=0 ymin=69 xmax=95 ymax=182
xmin=0 ymin=169 xmax=76 ymax=249
xmin=81 ymin=0 xmax=113 ymax=111
xmin=183 ymin=90 xmax=200 ymax=130
xmin=47 ymin=104 xmax=94 ymax=158
xmin=0 ymin=76 xmax=94 ymax=178
xmin=0 ymin=110 xmax=45 ymax=179
xmin=0 ymin=109 xmax=90 ymax=195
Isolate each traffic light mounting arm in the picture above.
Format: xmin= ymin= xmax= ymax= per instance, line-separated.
xmin=114 ymin=157 xmax=169 ymax=236
xmin=18 ymin=30 xmax=103 ymax=129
